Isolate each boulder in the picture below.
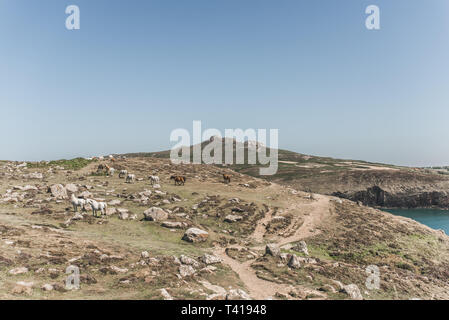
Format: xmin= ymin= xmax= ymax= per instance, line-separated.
xmin=287 ymin=254 xmax=301 ymax=269
xmin=200 ymin=254 xmax=222 ymax=265
xmin=265 ymin=244 xmax=280 ymax=257
xmin=50 ymin=184 xmax=68 ymax=199
xmin=341 ymin=284 xmax=363 ymax=300
xmin=108 ymin=199 xmax=121 ymax=206
xmin=118 ymin=211 xmax=129 ymax=220
xmin=143 ymin=207 xmax=168 ymax=221
xmin=160 ymin=288 xmax=173 ymax=300
xmin=179 ymin=265 xmax=196 ymax=278
xmin=65 ymin=184 xmax=78 ymax=193
xmin=161 ymin=221 xmax=184 ymax=229
xmin=9 ymin=267 xmax=28 ymax=275
xmin=226 ymin=289 xmax=251 ymax=300
xmin=224 ymin=215 xmax=243 ymax=223
xmin=182 ymin=228 xmax=209 ymax=243
xmin=11 ymin=281 xmax=33 ymax=295
xmin=179 ymin=255 xmax=199 ymax=267
xmin=41 ymin=284 xmax=54 ymax=292
xmin=292 ymin=241 xmax=309 ymax=256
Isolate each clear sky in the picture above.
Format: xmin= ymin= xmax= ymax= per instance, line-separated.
xmin=0 ymin=0 xmax=448 ymax=166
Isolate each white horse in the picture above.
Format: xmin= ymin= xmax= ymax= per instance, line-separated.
xmin=148 ymin=175 xmax=160 ymax=185
xmin=71 ymin=194 xmax=87 ymax=212
xmin=86 ymin=199 xmax=107 ymax=217
xmin=118 ymin=170 xmax=128 ymax=178
xmin=126 ymin=174 xmax=136 ymax=183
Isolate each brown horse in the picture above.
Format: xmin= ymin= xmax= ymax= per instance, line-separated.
xmin=170 ymin=175 xmax=186 ymax=186
xmin=223 ymin=174 xmax=231 ymax=184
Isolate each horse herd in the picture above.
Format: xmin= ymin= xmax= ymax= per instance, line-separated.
xmin=72 ymin=164 xmax=233 ymax=217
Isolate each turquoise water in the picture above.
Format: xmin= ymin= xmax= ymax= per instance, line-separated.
xmin=385 ymin=209 xmax=449 ymax=235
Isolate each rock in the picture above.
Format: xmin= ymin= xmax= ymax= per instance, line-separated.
xmin=143 ymin=207 xmax=168 ymax=222
xmin=226 ymin=289 xmax=251 ymax=300
xmin=106 ymin=207 xmax=117 ymax=215
xmin=341 ymin=284 xmax=363 ymax=300
xmin=153 ymin=184 xmax=161 ymax=189
xmin=41 ymin=284 xmax=54 ymax=291
xmin=224 ymin=215 xmax=243 ymax=223
xmin=228 ymin=198 xmax=240 ymax=204
xmin=265 ymin=244 xmax=280 ymax=257
xmin=49 ymin=184 xmax=68 ymax=199
xmin=200 ymin=254 xmax=222 ymax=265
xmin=287 ymin=254 xmax=301 ymax=269
xmin=118 ymin=211 xmax=129 ymax=220
xmin=12 ymin=281 xmax=33 ymax=295
xmin=110 ymin=266 xmax=129 ymax=273
xmin=161 ymin=221 xmax=184 ymax=229
xmin=160 ymin=288 xmax=173 ymax=300
xmin=141 ymin=251 xmax=150 ymax=259
xmin=292 ymin=241 xmax=309 ymax=256
xmin=179 ymin=265 xmax=196 ymax=278
xmin=79 ymin=191 xmax=92 ymax=198
xmin=180 ymin=255 xmax=199 ymax=267
xmin=71 ymin=212 xmax=84 ymax=221
xmin=65 ymin=184 xmax=78 ymax=193
xmin=108 ymin=199 xmax=121 ymax=206
xmin=182 ymin=228 xmax=209 ymax=243
xmin=23 ymin=172 xmax=43 ymax=179
xmin=9 ymin=267 xmax=28 ymax=275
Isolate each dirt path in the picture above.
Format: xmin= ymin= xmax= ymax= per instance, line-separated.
xmin=250 ymin=209 xmax=273 ymax=243
xmin=278 ymin=194 xmax=331 ymax=247
xmin=213 ymin=193 xmax=332 ymax=299
xmin=213 ymin=246 xmax=293 ymax=299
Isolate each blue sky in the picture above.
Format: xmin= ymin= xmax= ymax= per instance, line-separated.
xmin=0 ymin=0 xmax=448 ymax=166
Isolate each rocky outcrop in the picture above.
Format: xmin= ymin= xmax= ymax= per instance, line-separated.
xmin=333 ymin=186 xmax=449 ymax=209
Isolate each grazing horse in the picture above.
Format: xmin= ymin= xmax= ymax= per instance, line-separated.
xmin=70 ymin=194 xmax=87 ymax=212
xmin=86 ymin=199 xmax=107 ymax=217
xmin=223 ymin=174 xmax=231 ymax=184
xmin=126 ymin=174 xmax=136 ymax=183
xmin=97 ymin=163 xmax=110 ymax=174
xmin=170 ymin=175 xmax=186 ymax=186
xmin=148 ymin=175 xmax=160 ymax=185
xmin=118 ymin=170 xmax=128 ymax=178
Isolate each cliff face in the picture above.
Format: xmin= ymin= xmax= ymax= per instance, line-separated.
xmin=333 ymin=186 xmax=449 ymax=208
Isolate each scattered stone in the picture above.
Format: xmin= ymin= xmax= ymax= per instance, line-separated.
xmin=9 ymin=267 xmax=28 ymax=275
xmin=161 ymin=221 xmax=184 ymax=229
xmin=226 ymin=289 xmax=251 ymax=300
xmin=224 ymin=215 xmax=243 ymax=223
xmin=200 ymin=254 xmax=222 ymax=265
xmin=65 ymin=184 xmax=78 ymax=193
xmin=179 ymin=265 xmax=196 ymax=278
xmin=143 ymin=207 xmax=168 ymax=221
xmin=180 ymin=255 xmax=199 ymax=267
xmin=182 ymin=228 xmax=209 ymax=243
xmin=41 ymin=284 xmax=54 ymax=292
xmin=160 ymin=288 xmax=173 ymax=300
xmin=287 ymin=254 xmax=301 ymax=269
xmin=265 ymin=244 xmax=280 ymax=257
xmin=292 ymin=241 xmax=309 ymax=256
xmin=341 ymin=284 xmax=363 ymax=300
xmin=12 ymin=281 xmax=33 ymax=295
xmin=49 ymin=184 xmax=68 ymax=199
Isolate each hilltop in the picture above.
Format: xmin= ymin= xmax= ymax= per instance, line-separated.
xmin=0 ymin=156 xmax=448 ymax=300
xmin=123 ymin=140 xmax=449 ymax=209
